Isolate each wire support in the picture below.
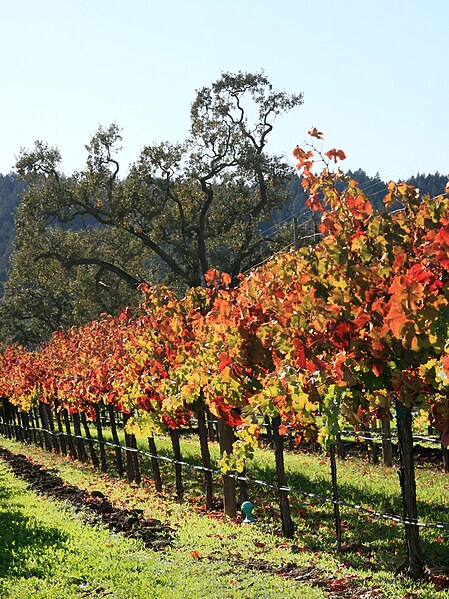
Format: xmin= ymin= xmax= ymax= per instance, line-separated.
xmin=3 ymin=422 xmax=449 ymax=531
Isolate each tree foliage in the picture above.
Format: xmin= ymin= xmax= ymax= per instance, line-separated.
xmin=14 ymin=72 xmax=303 ymax=289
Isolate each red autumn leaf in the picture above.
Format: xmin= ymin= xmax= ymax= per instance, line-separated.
xmin=218 ymin=352 xmax=233 ymax=373
xmin=190 ymin=550 xmax=202 ymax=559
xmin=346 ymin=193 xmax=373 ymax=217
xmin=325 ymin=148 xmax=347 ymax=163
xmin=305 ymin=192 xmax=324 ymax=211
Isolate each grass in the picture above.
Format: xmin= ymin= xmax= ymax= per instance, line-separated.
xmin=1 ymin=431 xmax=449 ymax=598
xmin=0 ymin=451 xmax=325 ymax=599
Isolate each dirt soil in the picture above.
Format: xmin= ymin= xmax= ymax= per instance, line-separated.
xmin=0 ymin=444 xmax=173 ymax=549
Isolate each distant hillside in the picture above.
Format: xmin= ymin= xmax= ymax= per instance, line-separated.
xmin=0 ymin=174 xmax=24 ymax=296
xmin=270 ymin=169 xmax=449 ymax=231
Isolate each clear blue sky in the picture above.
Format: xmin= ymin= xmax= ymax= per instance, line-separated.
xmin=1 ymin=0 xmax=448 ymax=181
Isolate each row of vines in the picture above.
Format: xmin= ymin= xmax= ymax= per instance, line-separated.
xmin=1 ymin=136 xmax=449 ymax=579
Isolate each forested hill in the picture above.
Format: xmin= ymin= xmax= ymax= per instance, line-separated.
xmin=271 ymin=170 xmax=449 ymax=228
xmin=0 ymin=170 xmax=448 ymax=297
xmin=0 ymin=174 xmax=25 ymax=295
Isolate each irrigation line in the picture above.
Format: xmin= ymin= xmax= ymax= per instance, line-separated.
xmin=3 ymin=422 xmax=449 ymax=531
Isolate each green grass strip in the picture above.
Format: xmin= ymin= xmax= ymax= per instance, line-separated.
xmin=0 ymin=455 xmax=325 ymax=599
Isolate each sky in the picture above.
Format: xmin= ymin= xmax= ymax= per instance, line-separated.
xmin=1 ymin=0 xmax=448 ymax=182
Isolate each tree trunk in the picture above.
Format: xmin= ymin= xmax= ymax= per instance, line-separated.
xmin=382 ymin=418 xmax=393 ymax=467
xmin=196 ymin=400 xmax=213 ymax=509
xmin=272 ymin=416 xmax=294 ymax=538
xmin=148 ymin=436 xmax=163 ymax=492
xmin=396 ymin=402 xmax=425 ymax=579
xmin=217 ymin=420 xmax=237 ymax=517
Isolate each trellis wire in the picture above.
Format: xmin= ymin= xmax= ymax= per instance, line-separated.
xmin=3 ymin=421 xmax=449 ymax=531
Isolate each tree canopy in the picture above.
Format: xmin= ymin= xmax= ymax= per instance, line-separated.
xmin=1 ymin=72 xmax=302 ymax=344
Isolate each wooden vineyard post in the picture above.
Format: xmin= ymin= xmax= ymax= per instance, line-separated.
xmin=81 ymin=412 xmax=99 ymax=468
xmin=0 ymin=398 xmax=5 ymax=436
xmin=33 ymin=407 xmax=44 ymax=448
xmin=264 ymin=416 xmax=274 ymax=448
xmin=238 ymin=468 xmax=248 ymax=504
xmin=396 ymin=402 xmax=425 ymax=579
xmin=72 ymin=412 xmax=88 ymax=462
xmin=207 ymin=409 xmax=217 ymax=442
xmin=382 ymin=417 xmax=393 ymax=467
xmin=217 ymin=420 xmax=237 ymax=517
xmin=94 ymin=405 xmax=108 ymax=472
xmin=54 ymin=402 xmax=67 ymax=456
xmin=63 ymin=409 xmax=77 ymax=459
xmin=122 ymin=413 xmax=141 ymax=485
xmin=170 ymin=429 xmax=184 ymax=501
xmin=442 ymin=443 xmax=449 ymax=474
xmin=336 ymin=432 xmax=345 ymax=459
xmin=39 ymin=402 xmax=52 ymax=451
xmin=13 ymin=405 xmax=23 ymax=442
xmin=45 ymin=405 xmax=60 ymax=453
xmin=28 ymin=409 xmax=38 ymax=446
xmin=329 ymin=444 xmax=342 ymax=552
xmin=196 ymin=398 xmax=213 ymax=509
xmin=271 ymin=416 xmax=294 ymax=538
xmin=148 ymin=436 xmax=163 ymax=492
xmin=20 ymin=412 xmax=31 ymax=444
xmin=363 ymin=425 xmax=378 ymax=464
xmin=108 ymin=404 xmax=124 ymax=477
xmin=0 ymin=398 xmax=9 ymax=437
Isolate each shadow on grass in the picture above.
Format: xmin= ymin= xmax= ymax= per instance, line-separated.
xmin=134 ymin=436 xmax=449 ymax=573
xmin=0 ymin=505 xmax=67 ymax=578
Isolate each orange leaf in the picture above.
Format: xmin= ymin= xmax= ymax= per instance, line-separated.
xmin=221 ymin=272 xmax=232 ymax=286
xmin=308 ymin=126 xmax=323 ymax=139
xmin=325 ymin=148 xmax=347 ymax=163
